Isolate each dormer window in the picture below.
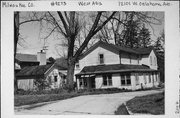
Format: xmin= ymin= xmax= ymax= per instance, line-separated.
xmin=75 ymin=60 xmax=80 ymax=69
xmin=99 ymin=54 xmax=104 ymax=64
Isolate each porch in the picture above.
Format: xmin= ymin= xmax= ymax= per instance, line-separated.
xmin=76 ymin=74 xmax=96 ymax=89
xmin=75 ymin=64 xmax=160 ymax=90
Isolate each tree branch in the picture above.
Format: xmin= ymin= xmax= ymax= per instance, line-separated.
xmin=19 ymin=19 xmax=42 ymax=25
xmin=74 ymin=12 xmax=116 ymax=60
xmin=43 ymin=26 xmax=58 ymax=39
xmin=57 ymin=11 xmax=69 ymax=35
xmin=48 ymin=11 xmax=67 ymax=37
xmin=64 ymin=11 xmax=70 ymax=25
xmin=94 ymin=12 xmax=117 ymax=34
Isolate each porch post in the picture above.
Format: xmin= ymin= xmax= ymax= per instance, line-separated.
xmin=152 ymin=73 xmax=155 ymax=87
xmin=158 ymin=72 xmax=160 ymax=83
xmin=76 ymin=75 xmax=79 ymax=90
xmin=82 ymin=76 xmax=84 ymax=89
xmin=87 ymin=75 xmax=90 ymax=89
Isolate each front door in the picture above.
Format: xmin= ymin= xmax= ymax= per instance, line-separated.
xmin=91 ymin=76 xmax=95 ymax=88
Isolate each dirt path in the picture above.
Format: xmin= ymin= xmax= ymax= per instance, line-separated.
xmin=15 ymin=89 xmax=163 ymax=115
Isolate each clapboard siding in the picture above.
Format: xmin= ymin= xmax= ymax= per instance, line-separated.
xmin=131 ymin=54 xmax=139 ymax=65
xmin=75 ymin=44 xmax=158 ymax=77
xmin=139 ymin=50 xmax=157 ymax=70
xmin=148 ymin=50 xmax=158 ymax=70
xmin=78 ymin=46 xmax=120 ymax=70
xmin=121 ymin=53 xmax=130 ymax=64
xmin=140 ymin=55 xmax=149 ymax=66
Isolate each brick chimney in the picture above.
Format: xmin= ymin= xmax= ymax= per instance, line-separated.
xmin=37 ymin=50 xmax=46 ymax=65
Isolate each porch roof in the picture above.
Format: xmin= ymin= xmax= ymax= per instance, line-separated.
xmin=76 ymin=64 xmax=157 ymax=76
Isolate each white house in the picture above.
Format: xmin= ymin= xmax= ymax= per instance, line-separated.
xmin=75 ymin=41 xmax=160 ymax=90
xmin=15 ymin=51 xmax=67 ymax=90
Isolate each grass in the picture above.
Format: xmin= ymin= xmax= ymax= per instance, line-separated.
xmin=14 ymin=88 xmax=163 ymax=107
xmin=14 ymin=92 xmax=79 ymax=106
xmin=126 ymin=92 xmax=164 ymax=115
xmin=14 ymin=88 xmax=131 ymax=106
xmin=114 ymin=103 xmax=129 ymax=115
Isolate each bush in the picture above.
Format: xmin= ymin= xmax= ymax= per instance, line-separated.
xmin=34 ymin=79 xmax=50 ymax=91
xmin=158 ymin=82 xmax=164 ymax=88
xmin=15 ymin=88 xmax=69 ymax=95
xmin=76 ymin=88 xmax=132 ymax=95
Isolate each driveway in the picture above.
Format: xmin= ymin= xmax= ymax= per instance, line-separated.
xmin=15 ymin=89 xmax=163 ymax=115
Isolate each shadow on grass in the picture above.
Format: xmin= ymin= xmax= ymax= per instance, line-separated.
xmin=114 ymin=103 xmax=129 ymax=115
xmin=126 ymin=92 xmax=164 ymax=115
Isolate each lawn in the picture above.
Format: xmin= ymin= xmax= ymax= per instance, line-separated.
xmin=14 ymin=93 xmax=79 ymax=106
xmin=126 ymin=92 xmax=164 ymax=115
xmin=14 ymin=88 xmax=131 ymax=106
xmin=14 ymin=88 xmax=163 ymax=107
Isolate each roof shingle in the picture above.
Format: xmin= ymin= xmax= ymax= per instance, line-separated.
xmin=79 ymin=41 xmax=154 ymax=59
xmin=16 ymin=64 xmax=53 ymax=77
xmin=16 ymin=53 xmax=38 ymax=62
xmin=76 ymin=64 xmax=157 ymax=75
xmin=16 ymin=63 xmax=67 ymax=78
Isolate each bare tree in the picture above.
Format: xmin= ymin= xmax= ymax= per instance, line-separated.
xmin=95 ymin=11 xmax=162 ymax=47
xmin=51 ymin=11 xmax=116 ymax=89
xmin=14 ymin=12 xmax=45 ymax=91
xmin=15 ymin=11 xmax=163 ymax=90
xmin=14 ymin=12 xmax=19 ymax=92
xmin=15 ymin=11 xmax=116 ymax=89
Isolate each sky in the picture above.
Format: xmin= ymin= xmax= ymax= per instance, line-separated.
xmin=17 ymin=11 xmax=164 ymax=59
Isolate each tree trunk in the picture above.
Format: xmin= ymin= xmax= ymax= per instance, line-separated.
xmin=66 ymin=60 xmax=75 ymax=89
xmin=14 ymin=12 xmax=19 ymax=92
xmin=57 ymin=11 xmax=116 ymax=90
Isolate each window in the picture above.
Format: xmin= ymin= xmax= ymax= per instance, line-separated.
xmin=152 ymin=73 xmax=155 ymax=82
xmin=153 ymin=73 xmax=157 ymax=82
xmin=103 ymin=75 xmax=107 ymax=85
xmin=126 ymin=74 xmax=131 ymax=85
xmin=144 ymin=74 xmax=147 ymax=84
xmin=121 ymin=75 xmax=126 ymax=85
xmin=99 ymin=54 xmax=104 ymax=64
xmin=75 ymin=60 xmax=80 ymax=69
xmin=150 ymin=56 xmax=152 ymax=65
xmin=103 ymin=74 xmax=112 ymax=86
xmin=80 ymin=81 xmax=83 ymax=86
xmin=155 ymin=73 xmax=158 ymax=82
xmin=108 ymin=75 xmax=112 ymax=85
xmin=54 ymin=76 xmax=57 ymax=82
xmin=121 ymin=74 xmax=131 ymax=86
xmin=135 ymin=74 xmax=139 ymax=85
xmin=148 ymin=73 xmax=151 ymax=83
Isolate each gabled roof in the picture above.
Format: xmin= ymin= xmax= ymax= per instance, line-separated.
xmin=16 ymin=53 xmax=52 ymax=63
xmin=76 ymin=64 xmax=157 ymax=75
xmin=16 ymin=63 xmax=67 ymax=78
xmin=16 ymin=64 xmax=53 ymax=77
xmin=16 ymin=53 xmax=38 ymax=62
xmin=79 ymin=41 xmax=154 ymax=59
xmin=55 ymin=57 xmax=68 ymax=68
xmin=54 ymin=64 xmax=67 ymax=70
xmin=133 ymin=46 xmax=154 ymax=55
